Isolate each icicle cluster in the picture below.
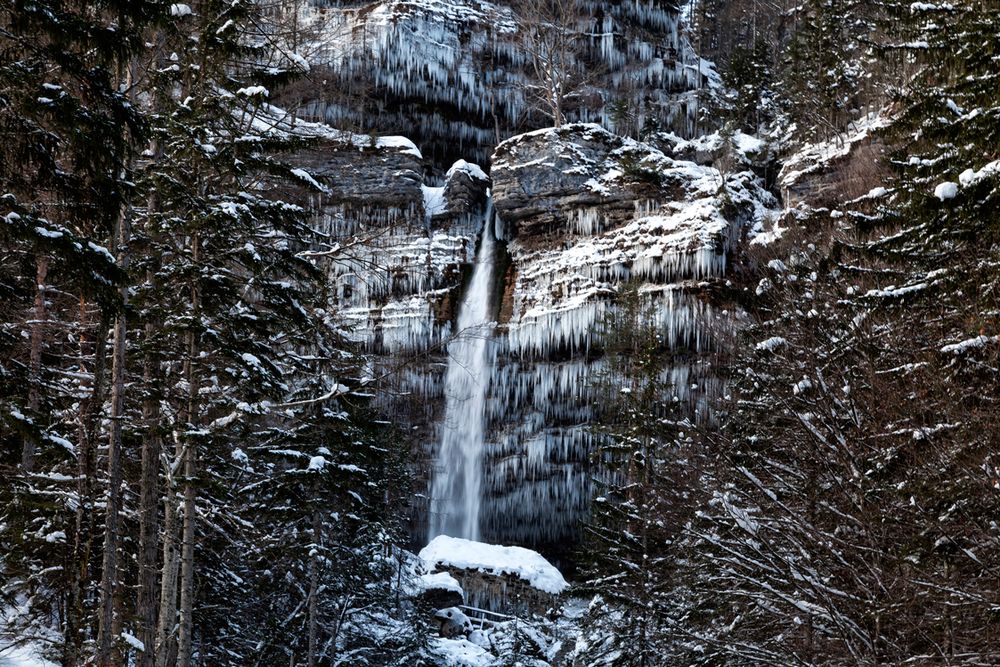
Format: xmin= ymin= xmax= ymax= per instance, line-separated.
xmin=290 ymin=0 xmax=718 ymax=161
xmin=470 ymin=123 xmax=779 ymax=549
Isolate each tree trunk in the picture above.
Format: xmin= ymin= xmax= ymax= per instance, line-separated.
xmin=21 ymin=255 xmax=49 ymax=472
xmin=177 ymin=443 xmax=196 ymax=667
xmin=177 ymin=233 xmax=201 ymax=667
xmin=64 ymin=303 xmax=110 ymax=666
xmin=137 ymin=355 xmax=162 ymax=667
xmin=154 ymin=458 xmax=181 ymax=667
xmin=137 ymin=111 xmax=166 ymax=667
xmin=96 ymin=211 xmax=131 ymax=666
xmin=307 ymin=504 xmax=321 ymax=667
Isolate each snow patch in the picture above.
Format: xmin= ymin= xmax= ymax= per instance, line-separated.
xmin=290 ymin=168 xmax=326 ymax=192
xmin=940 ymin=335 xmax=996 ymax=355
xmin=447 ymin=159 xmax=489 ymax=182
xmin=236 ymin=85 xmax=269 ymax=98
xmin=431 ymin=636 xmax=494 ymax=667
xmin=755 ymin=336 xmax=787 ymax=352
xmin=419 ymin=571 xmax=464 ymax=596
xmin=934 ymin=181 xmax=958 ymax=201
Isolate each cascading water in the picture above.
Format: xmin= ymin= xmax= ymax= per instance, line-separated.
xmin=427 ymin=214 xmax=498 ymax=541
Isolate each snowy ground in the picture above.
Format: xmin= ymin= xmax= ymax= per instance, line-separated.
xmin=0 ymin=644 xmax=56 ymax=667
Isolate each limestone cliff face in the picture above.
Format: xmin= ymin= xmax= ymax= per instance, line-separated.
xmin=490 ymin=124 xmax=659 ymax=237
xmin=286 ymin=133 xmax=489 ymax=357
xmin=273 ymin=90 xmax=777 ymax=558
xmin=280 ymin=0 xmax=714 ymax=166
xmin=490 ymin=124 xmax=771 ymax=354
xmin=481 ymin=124 xmax=776 ymax=551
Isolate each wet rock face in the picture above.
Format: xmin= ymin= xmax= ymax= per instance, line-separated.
xmin=480 ymin=123 xmax=777 ymax=556
xmin=280 ymin=131 xmax=492 ymax=361
xmin=293 ymin=141 xmax=424 ymax=208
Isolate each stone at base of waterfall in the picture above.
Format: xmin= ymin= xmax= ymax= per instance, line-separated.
xmin=435 ymin=606 xmax=475 ymax=638
xmin=418 ymin=571 xmax=465 ymax=609
xmin=430 ymin=622 xmax=552 ymax=667
xmin=420 ymin=536 xmax=568 ymax=616
xmin=466 ymin=629 xmax=490 ymax=649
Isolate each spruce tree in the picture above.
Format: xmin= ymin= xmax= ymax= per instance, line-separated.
xmin=575 ymin=288 xmax=704 ymax=666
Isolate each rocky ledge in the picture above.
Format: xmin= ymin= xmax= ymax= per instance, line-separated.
xmin=489 ymin=123 xmax=777 ymax=354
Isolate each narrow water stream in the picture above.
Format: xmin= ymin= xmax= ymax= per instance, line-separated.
xmin=427 ymin=212 xmax=498 ymax=541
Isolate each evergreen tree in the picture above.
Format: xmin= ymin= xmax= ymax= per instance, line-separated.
xmin=575 ymin=288 xmax=705 ymax=666
xmin=0 ymin=2 xmax=155 ymax=662
xmin=781 ymin=0 xmax=875 ymax=140
xmin=2 ymin=2 xmax=428 ymax=664
xmin=681 ymin=2 xmax=1000 ymax=652
xmin=721 ymin=38 xmax=772 ymax=133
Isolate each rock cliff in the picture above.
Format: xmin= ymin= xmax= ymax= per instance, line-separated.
xmin=482 ymin=124 xmax=776 ymax=550
xmin=278 ymin=0 xmax=715 ymax=166
xmin=270 ymin=88 xmax=779 ymax=555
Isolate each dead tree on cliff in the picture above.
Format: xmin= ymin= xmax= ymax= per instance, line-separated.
xmin=513 ymin=0 xmax=588 ymax=127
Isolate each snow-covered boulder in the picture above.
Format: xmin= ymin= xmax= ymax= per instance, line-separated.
xmin=421 ymin=536 xmax=568 ymax=615
xmin=435 ymin=606 xmax=476 ymax=638
xmin=418 ymin=571 xmax=465 ymax=609
xmin=421 ymin=536 xmax=568 ymax=594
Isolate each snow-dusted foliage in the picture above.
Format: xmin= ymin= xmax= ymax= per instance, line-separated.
xmin=778 ymin=112 xmax=892 ymax=206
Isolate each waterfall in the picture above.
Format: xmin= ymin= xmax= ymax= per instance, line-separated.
xmin=428 ymin=212 xmax=498 ymax=542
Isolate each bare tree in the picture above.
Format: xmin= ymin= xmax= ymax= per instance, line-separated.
xmin=513 ymin=0 xmax=586 ymax=126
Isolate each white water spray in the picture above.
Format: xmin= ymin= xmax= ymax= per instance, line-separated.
xmin=428 ymin=217 xmax=498 ymax=541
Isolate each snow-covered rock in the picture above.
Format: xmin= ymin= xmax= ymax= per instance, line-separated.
xmin=435 ymin=606 xmax=476 ymax=638
xmin=934 ymin=181 xmax=958 ymax=201
xmin=420 ymin=570 xmax=465 ymax=595
xmin=492 ymin=123 xmax=773 ymax=356
xmin=418 ymin=571 xmax=466 ymax=609
xmin=421 ymin=535 xmax=568 ymax=595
